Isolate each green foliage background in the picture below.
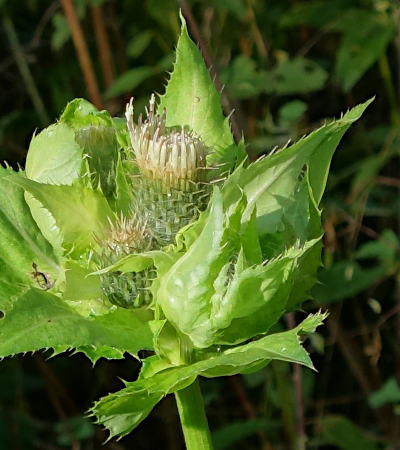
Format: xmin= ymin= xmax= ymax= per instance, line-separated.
xmin=0 ymin=0 xmax=399 ymax=449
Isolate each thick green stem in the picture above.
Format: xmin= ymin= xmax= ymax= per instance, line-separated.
xmin=175 ymin=379 xmax=214 ymax=450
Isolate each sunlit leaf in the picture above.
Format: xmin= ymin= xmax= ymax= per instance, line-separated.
xmin=91 ymin=312 xmax=326 ymax=439
xmin=0 ymin=288 xmax=154 ymax=363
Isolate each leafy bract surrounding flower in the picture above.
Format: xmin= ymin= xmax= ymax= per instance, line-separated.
xmin=0 ymin=15 xmax=372 ymax=440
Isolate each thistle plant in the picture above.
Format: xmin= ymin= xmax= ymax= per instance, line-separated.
xmin=0 ymin=15 xmax=372 ymax=450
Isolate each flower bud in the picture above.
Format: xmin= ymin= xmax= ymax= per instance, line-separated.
xmin=96 ymin=215 xmax=154 ymax=309
xmin=125 ymin=96 xmax=212 ymax=245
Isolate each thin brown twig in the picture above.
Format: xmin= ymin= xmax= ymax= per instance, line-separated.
xmin=90 ymin=2 xmax=115 ymax=88
xmin=60 ymin=0 xmax=103 ymax=109
xmin=34 ymin=355 xmax=80 ymax=450
xmin=244 ymin=0 xmax=268 ymax=59
xmin=178 ymin=0 xmax=242 ymax=143
xmin=375 ymin=175 xmax=400 ymax=188
xmin=30 ymin=1 xmax=60 ymax=49
xmin=107 ymin=1 xmax=129 ymax=73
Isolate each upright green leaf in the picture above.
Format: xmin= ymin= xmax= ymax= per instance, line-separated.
xmin=158 ymin=14 xmax=238 ymax=168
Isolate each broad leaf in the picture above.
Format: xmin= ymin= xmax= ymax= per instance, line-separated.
xmin=7 ymin=175 xmax=113 ymax=256
xmin=320 ymin=415 xmax=380 ymax=450
xmin=334 ymin=9 xmax=396 ymax=92
xmin=368 ymin=378 xmax=400 ymax=408
xmin=104 ymin=67 xmax=154 ymax=100
xmin=313 ymin=229 xmax=398 ymax=303
xmin=25 ymin=122 xmax=83 ymax=185
xmin=0 ymin=288 xmax=154 ymax=363
xmin=90 ymin=312 xmax=326 ymax=439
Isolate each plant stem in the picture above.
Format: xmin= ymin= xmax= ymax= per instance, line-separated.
xmin=174 ymin=379 xmax=214 ymax=450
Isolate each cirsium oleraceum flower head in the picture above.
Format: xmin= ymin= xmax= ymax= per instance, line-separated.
xmin=125 ymin=94 xmax=209 ymax=190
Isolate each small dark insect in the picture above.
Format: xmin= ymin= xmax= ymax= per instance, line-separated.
xmin=31 ymin=262 xmax=55 ymax=290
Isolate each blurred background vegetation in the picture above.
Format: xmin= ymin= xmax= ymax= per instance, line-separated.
xmin=0 ymin=0 xmax=400 ymax=449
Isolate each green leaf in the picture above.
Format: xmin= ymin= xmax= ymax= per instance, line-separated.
xmin=266 ymin=57 xmax=328 ymax=95
xmin=313 ymin=229 xmax=398 ymax=303
xmin=0 ymin=288 xmax=154 ymax=363
xmin=159 ymin=188 xmax=320 ymax=348
xmin=126 ymin=30 xmax=153 ymax=58
xmin=334 ymin=10 xmax=396 ymax=92
xmin=368 ymin=378 xmax=400 ymax=408
xmin=320 ymin=415 xmax=380 ymax=450
xmin=90 ymin=312 xmax=325 ymax=439
xmin=212 ymin=0 xmax=246 ymax=19
xmin=92 ymin=389 xmax=163 ymax=441
xmin=91 ymin=250 xmax=177 ymax=275
xmin=104 ymin=67 xmax=154 ymax=100
xmin=223 ymin=99 xmax=373 ymax=231
xmin=220 ymin=56 xmax=271 ymax=99
xmin=7 ymin=175 xmax=113 ymax=256
xmin=221 ymin=56 xmax=327 ymax=99
xmin=25 ymin=122 xmax=83 ymax=185
xmin=281 ymin=0 xmax=350 ymax=28
xmin=75 ymin=125 xmax=118 ymax=197
xmin=213 ymin=420 xmax=266 ymax=450
xmin=0 ymin=168 xmax=61 ymax=291
xmin=51 ymin=12 xmax=71 ymax=50
xmin=63 ymin=261 xmax=102 ymax=302
xmin=0 ymin=262 xmax=30 ymax=312
xmin=59 ymin=98 xmax=99 ymax=125
xmin=158 ymin=14 xmax=238 ymax=168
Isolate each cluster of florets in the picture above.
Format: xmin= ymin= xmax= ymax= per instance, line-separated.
xmin=125 ymin=94 xmax=209 ymax=190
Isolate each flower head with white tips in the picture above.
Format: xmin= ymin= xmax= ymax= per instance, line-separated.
xmin=125 ymin=95 xmax=209 ymax=190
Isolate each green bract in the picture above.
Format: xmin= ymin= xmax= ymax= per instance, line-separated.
xmin=0 ymin=15 xmax=372 ymax=443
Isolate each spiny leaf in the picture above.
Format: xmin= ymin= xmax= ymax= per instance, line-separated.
xmin=90 ymin=311 xmax=326 ymax=439
xmin=223 ymin=98 xmax=374 ymax=232
xmin=158 ymin=13 xmax=240 ymax=170
xmin=0 ymin=288 xmax=154 ymax=362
